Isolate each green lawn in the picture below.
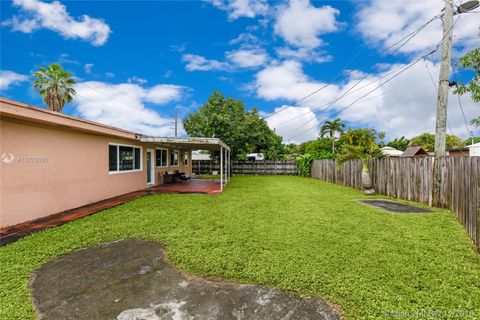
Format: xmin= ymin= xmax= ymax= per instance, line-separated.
xmin=1 ymin=176 xmax=479 ymax=319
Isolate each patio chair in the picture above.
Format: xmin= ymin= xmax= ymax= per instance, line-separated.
xmin=163 ymin=171 xmax=175 ymax=184
xmin=179 ymin=173 xmax=191 ymax=183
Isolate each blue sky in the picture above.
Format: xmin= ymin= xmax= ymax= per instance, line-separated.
xmin=1 ymin=0 xmax=479 ymax=142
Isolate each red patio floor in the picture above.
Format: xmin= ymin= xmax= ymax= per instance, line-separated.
xmin=149 ymin=179 xmax=222 ymax=195
xmin=0 ymin=179 xmax=222 ymax=246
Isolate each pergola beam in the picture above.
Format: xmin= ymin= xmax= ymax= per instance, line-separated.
xmin=140 ymin=136 xmax=230 ymax=151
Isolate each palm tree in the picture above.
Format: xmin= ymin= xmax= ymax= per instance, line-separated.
xmin=338 ymin=145 xmax=383 ymax=195
xmin=320 ymin=118 xmax=345 ymax=154
xmin=33 ymin=64 xmax=76 ymax=112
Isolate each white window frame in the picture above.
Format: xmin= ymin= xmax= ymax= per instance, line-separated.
xmin=108 ymin=143 xmax=143 ymax=174
xmin=155 ymin=148 xmax=168 ymax=168
xmin=184 ymin=151 xmax=189 ymax=166
xmin=170 ymin=150 xmax=179 ymax=167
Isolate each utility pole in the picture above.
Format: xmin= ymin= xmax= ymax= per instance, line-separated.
xmin=432 ymin=0 xmax=454 ymax=207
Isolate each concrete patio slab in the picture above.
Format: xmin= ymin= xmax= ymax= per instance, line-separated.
xmin=30 ymin=239 xmax=341 ymax=320
xmin=358 ymin=199 xmax=434 ymax=214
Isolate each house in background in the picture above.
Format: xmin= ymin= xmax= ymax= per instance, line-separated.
xmin=0 ymin=98 xmax=230 ymax=227
xmin=401 ymin=146 xmax=430 ymax=157
xmin=467 ymin=142 xmax=480 ymax=156
xmin=447 ymin=148 xmax=470 ymax=157
xmin=246 ymin=153 xmax=264 ymax=161
xmin=380 ymin=146 xmax=403 ymax=157
xmin=192 ymin=150 xmax=211 ymax=160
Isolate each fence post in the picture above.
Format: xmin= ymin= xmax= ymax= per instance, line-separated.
xmin=477 ymin=183 xmax=479 ymax=253
xmin=477 ymin=157 xmax=480 ymax=253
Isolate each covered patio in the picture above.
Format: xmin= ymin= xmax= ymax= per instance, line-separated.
xmin=149 ymin=178 xmax=222 ymax=195
xmin=140 ymin=136 xmax=231 ymax=193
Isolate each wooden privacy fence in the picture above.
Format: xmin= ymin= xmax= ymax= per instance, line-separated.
xmin=311 ymin=157 xmax=480 ymax=250
xmin=192 ymin=160 xmax=298 ymax=175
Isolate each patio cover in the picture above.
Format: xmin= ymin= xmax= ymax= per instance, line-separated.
xmin=139 ymin=136 xmax=231 ymax=190
xmin=139 ymin=137 xmax=230 ymax=151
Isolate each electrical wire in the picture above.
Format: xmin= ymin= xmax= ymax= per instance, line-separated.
xmin=263 ymin=13 xmax=441 ymax=121
xmin=286 ymin=49 xmax=437 ymax=141
xmin=285 ymin=13 xmax=459 ymax=141
xmin=272 ymin=63 xmax=415 ymax=129
xmin=451 ymin=60 xmax=473 ymax=137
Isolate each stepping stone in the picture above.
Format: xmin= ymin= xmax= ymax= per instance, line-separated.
xmin=30 ymin=239 xmax=341 ymax=320
xmin=358 ymin=199 xmax=433 ymax=213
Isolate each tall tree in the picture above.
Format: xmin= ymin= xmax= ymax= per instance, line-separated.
xmin=182 ymin=91 xmax=282 ymax=159
xmin=338 ymin=128 xmax=382 ymax=150
xmin=454 ymin=45 xmax=479 ymax=127
xmin=33 ymin=64 xmax=76 ymax=112
xmin=386 ymin=136 xmax=410 ymax=151
xmin=338 ymin=145 xmax=383 ymax=195
xmin=409 ymin=133 xmax=465 ymax=151
xmin=320 ymin=118 xmax=345 ymax=153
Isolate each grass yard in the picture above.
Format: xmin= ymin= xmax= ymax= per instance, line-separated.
xmin=1 ymin=176 xmax=479 ymax=319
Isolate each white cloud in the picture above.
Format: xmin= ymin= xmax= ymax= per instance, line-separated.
xmin=208 ymin=0 xmax=269 ymax=20
xmin=128 ymin=76 xmax=148 ymax=85
xmin=169 ymin=43 xmax=187 ymax=52
xmin=229 ymin=32 xmax=260 ymax=45
xmin=336 ymin=60 xmax=480 ymax=140
xmin=182 ymin=54 xmax=229 ymax=71
xmin=355 ymin=0 xmax=480 ymax=55
xmin=144 ymin=84 xmax=185 ymax=104
xmin=3 ymin=0 xmax=111 ymax=46
xmin=274 ymin=0 xmax=340 ymax=49
xmin=183 ymin=47 xmax=269 ymax=71
xmin=84 ymin=63 xmax=94 ymax=74
xmin=0 ymin=70 xmax=29 ymax=90
xmin=255 ymin=59 xmax=479 ymax=142
xmin=73 ymin=81 xmax=187 ymax=136
xmin=275 ymin=46 xmax=332 ymax=63
xmin=266 ymin=105 xmax=320 ymax=142
xmin=255 ymin=60 xmax=340 ymax=105
xmin=226 ymin=47 xmax=268 ymax=68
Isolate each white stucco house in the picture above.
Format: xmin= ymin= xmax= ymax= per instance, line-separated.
xmin=380 ymin=146 xmax=404 ymax=157
xmin=466 ymin=142 xmax=480 ymax=156
xmin=192 ymin=150 xmax=211 ymax=160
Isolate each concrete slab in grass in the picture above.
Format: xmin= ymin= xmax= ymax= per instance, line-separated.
xmin=30 ymin=239 xmax=341 ymax=320
xmin=357 ymin=199 xmax=434 ymax=214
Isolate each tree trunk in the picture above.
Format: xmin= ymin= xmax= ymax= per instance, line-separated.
xmin=361 ymin=161 xmax=375 ymax=195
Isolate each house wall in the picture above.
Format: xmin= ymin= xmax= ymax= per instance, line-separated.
xmin=448 ymin=150 xmax=469 ymax=157
xmin=0 ymin=118 xmax=150 ymax=227
xmin=149 ymin=147 xmax=192 ymax=184
xmin=470 ymin=146 xmax=480 ymax=157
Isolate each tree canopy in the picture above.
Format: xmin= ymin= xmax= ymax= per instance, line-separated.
xmin=320 ymin=118 xmax=345 ymax=153
xmin=409 ymin=133 xmax=465 ymax=151
xmin=337 ymin=128 xmax=384 ymax=150
xmin=454 ymin=45 xmax=479 ymax=127
xmin=182 ymin=91 xmax=282 ymax=159
xmin=385 ymin=136 xmax=410 ymax=151
xmin=33 ymin=64 xmax=76 ymax=112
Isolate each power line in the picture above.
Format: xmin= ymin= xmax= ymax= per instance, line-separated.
xmin=79 ymin=82 xmax=143 ymax=109
xmin=272 ymin=63 xmax=414 ymax=129
xmin=285 ymin=13 xmax=459 ymax=142
xmin=423 ymin=58 xmax=439 ymax=91
xmin=272 ymin=16 xmax=442 ymax=131
xmin=263 ymin=13 xmax=441 ymax=121
xmin=451 ymin=60 xmax=472 ymax=137
xmin=286 ymin=49 xmax=437 ymax=141
xmin=423 ymin=56 xmax=467 ymax=155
